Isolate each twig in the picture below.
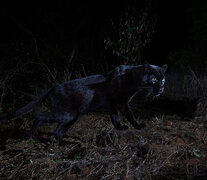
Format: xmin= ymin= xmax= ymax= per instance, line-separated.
xmin=85 ymin=163 xmax=102 ymax=179
xmin=152 ymin=150 xmax=179 ymax=173
xmin=136 ymin=149 xmax=151 ymax=170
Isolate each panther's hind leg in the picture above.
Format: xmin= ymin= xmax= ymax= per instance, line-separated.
xmin=54 ymin=112 xmax=79 ymax=146
xmin=28 ymin=112 xmax=58 ymax=139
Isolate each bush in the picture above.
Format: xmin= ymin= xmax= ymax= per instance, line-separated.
xmin=104 ymin=6 xmax=156 ymax=65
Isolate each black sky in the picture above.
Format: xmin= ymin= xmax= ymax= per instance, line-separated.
xmin=0 ymin=1 xmax=193 ymax=65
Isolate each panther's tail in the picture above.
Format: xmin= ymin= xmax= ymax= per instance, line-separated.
xmin=0 ymin=88 xmax=53 ymax=122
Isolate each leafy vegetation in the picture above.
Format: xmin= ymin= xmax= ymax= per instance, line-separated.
xmin=104 ymin=6 xmax=155 ymax=64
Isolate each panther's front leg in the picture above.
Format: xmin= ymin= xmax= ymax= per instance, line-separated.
xmin=110 ymin=109 xmax=128 ymax=130
xmin=117 ymin=103 xmax=146 ymax=130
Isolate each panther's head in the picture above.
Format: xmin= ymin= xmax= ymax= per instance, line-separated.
xmin=142 ymin=62 xmax=168 ymax=98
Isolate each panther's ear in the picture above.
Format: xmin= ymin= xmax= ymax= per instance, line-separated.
xmin=161 ymin=64 xmax=168 ymax=73
xmin=143 ymin=61 xmax=150 ymax=73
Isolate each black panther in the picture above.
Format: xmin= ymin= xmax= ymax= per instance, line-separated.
xmin=0 ymin=62 xmax=167 ymax=146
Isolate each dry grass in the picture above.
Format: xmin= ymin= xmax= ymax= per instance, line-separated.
xmin=0 ymin=113 xmax=207 ymax=179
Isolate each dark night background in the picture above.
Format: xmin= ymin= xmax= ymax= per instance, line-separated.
xmin=0 ymin=0 xmax=206 ymax=112
xmin=0 ymin=0 xmax=207 ymax=104
xmin=0 ymin=1 xmax=202 ymax=67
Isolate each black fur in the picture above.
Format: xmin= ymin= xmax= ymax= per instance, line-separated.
xmin=0 ymin=63 xmax=167 ymax=146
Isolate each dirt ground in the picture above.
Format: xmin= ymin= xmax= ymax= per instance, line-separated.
xmin=0 ymin=112 xmax=207 ymax=179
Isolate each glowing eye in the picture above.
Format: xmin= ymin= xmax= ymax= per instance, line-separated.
xmin=152 ymin=77 xmax=157 ymax=83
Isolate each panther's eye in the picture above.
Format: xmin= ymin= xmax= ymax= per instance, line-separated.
xmin=151 ymin=77 xmax=158 ymax=84
xmin=162 ymin=78 xmax=165 ymax=85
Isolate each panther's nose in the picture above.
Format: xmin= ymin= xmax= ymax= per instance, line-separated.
xmin=159 ymin=88 xmax=164 ymax=94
